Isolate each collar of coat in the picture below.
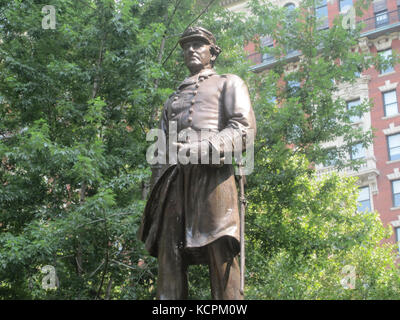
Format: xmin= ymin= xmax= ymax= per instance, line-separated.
xmin=178 ymin=68 xmax=217 ymax=90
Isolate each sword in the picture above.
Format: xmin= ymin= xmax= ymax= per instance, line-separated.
xmin=237 ymin=162 xmax=246 ymax=296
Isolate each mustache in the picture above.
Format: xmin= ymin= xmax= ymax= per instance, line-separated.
xmin=187 ymin=53 xmax=200 ymax=59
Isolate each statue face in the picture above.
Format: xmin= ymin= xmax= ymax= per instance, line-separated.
xmin=182 ymin=40 xmax=215 ymax=74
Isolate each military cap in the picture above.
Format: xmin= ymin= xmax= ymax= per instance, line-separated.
xmin=179 ymin=26 xmax=222 ymax=56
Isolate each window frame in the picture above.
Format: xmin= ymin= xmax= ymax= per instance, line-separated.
xmin=286 ymin=80 xmax=301 ymax=97
xmin=325 ymin=147 xmax=337 ymax=167
xmin=315 ymin=0 xmax=329 ymax=30
xmin=398 ymin=3 xmax=400 ymax=20
xmin=387 ymin=133 xmax=400 ymax=161
xmin=383 ymin=90 xmax=398 ymax=117
xmin=396 ymin=227 xmax=400 ymax=254
xmin=357 ymin=186 xmax=371 ymax=212
xmin=346 ymin=99 xmax=362 ymax=123
xmin=375 ymin=9 xmax=389 ymax=27
xmin=378 ymin=48 xmax=394 ymax=74
xmin=283 ymin=3 xmax=297 ymax=54
xmin=350 ymin=142 xmax=366 ymax=161
xmin=392 ymin=180 xmax=400 ymax=208
xmin=262 ymin=43 xmax=275 ymax=63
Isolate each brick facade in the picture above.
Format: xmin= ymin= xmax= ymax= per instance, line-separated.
xmin=224 ymin=0 xmax=400 ymax=250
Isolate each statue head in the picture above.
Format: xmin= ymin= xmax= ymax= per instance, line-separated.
xmin=179 ymin=26 xmax=222 ymax=75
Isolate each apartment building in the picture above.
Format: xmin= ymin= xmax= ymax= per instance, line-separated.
xmin=221 ymin=0 xmax=400 ymax=251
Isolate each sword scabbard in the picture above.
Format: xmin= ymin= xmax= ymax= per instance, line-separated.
xmin=238 ymin=164 xmax=246 ymax=296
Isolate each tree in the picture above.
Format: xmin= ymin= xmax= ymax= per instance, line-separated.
xmin=0 ymin=0 xmax=251 ymax=299
xmin=0 ymin=0 xmax=399 ymax=300
xmin=242 ymin=0 xmax=400 ymax=299
xmin=246 ymin=157 xmax=400 ymax=299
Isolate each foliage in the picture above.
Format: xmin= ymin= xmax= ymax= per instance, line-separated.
xmin=0 ymin=0 xmax=399 ymax=300
xmin=246 ymin=157 xmax=400 ymax=299
xmin=0 ymin=0 xmax=250 ymax=300
xmin=242 ymin=0 xmax=400 ymax=300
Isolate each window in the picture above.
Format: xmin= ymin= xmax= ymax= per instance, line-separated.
xmin=357 ymin=186 xmax=371 ymax=212
xmin=284 ymin=3 xmax=297 ymax=54
xmin=315 ymin=0 xmax=329 ymax=29
xmin=379 ymin=49 xmax=394 ymax=74
xmin=288 ymin=80 xmax=300 ymax=88
xmin=388 ymin=133 xmax=400 ymax=161
xmin=339 ymin=0 xmax=353 ymax=12
xmin=325 ymin=148 xmax=337 ymax=166
xmin=267 ymin=96 xmax=277 ymax=104
xmin=374 ymin=0 xmax=389 ymax=27
xmin=262 ymin=43 xmax=274 ymax=63
xmin=398 ymin=2 xmax=400 ymax=20
xmin=350 ymin=143 xmax=366 ymax=160
xmin=383 ymin=90 xmax=398 ymax=117
xmin=260 ymin=36 xmax=274 ymax=63
xmin=347 ymin=99 xmax=362 ymax=123
xmin=290 ymin=124 xmax=303 ymax=141
xmin=396 ymin=227 xmax=400 ymax=254
xmin=392 ymin=180 xmax=400 ymax=207
xmin=287 ymin=80 xmax=301 ymax=97
xmin=375 ymin=10 xmax=389 ymax=27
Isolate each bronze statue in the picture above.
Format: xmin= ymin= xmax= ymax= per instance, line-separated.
xmin=138 ymin=26 xmax=256 ymax=300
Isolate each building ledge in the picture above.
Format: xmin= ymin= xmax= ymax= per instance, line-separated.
xmin=383 ymin=122 xmax=400 ymax=135
xmin=248 ymin=9 xmax=400 ymax=72
xmin=378 ymin=71 xmax=397 ymax=78
xmin=386 ymin=159 xmax=400 ymax=165
xmin=348 ymin=167 xmax=380 ymax=178
xmin=316 ymin=158 xmax=379 ymax=179
xmin=391 ymin=216 xmax=400 ymax=226
xmin=382 ymin=113 xmax=400 ymax=120
xmin=350 ymin=120 xmax=363 ymax=126
xmin=249 ymin=50 xmax=302 ymax=73
xmin=387 ymin=168 xmax=400 ymax=180
xmin=360 ymin=22 xmax=400 ymax=40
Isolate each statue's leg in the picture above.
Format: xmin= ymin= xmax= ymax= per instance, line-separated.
xmin=156 ymin=181 xmax=188 ymax=300
xmin=207 ymin=239 xmax=243 ymax=300
xmin=156 ymin=244 xmax=188 ymax=300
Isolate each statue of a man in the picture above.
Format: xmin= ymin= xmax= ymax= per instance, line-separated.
xmin=138 ymin=26 xmax=256 ymax=300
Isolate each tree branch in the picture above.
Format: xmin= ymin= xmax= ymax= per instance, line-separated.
xmin=149 ymin=0 xmax=184 ymax=126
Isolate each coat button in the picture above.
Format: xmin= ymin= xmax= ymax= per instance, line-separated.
xmin=189 ymin=109 xmax=194 ymax=114
xmin=195 ymin=84 xmax=200 ymax=88
xmin=188 ymin=117 xmax=193 ymax=122
xmin=193 ymin=90 xmax=198 ymax=95
xmin=174 ymin=96 xmax=178 ymax=101
xmin=191 ymin=99 xmax=195 ymax=105
xmin=171 ymin=113 xmax=176 ymax=117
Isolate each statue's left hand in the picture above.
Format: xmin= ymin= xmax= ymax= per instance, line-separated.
xmin=173 ymin=140 xmax=210 ymax=162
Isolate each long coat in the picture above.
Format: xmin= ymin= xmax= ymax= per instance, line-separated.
xmin=138 ymin=68 xmax=256 ymax=265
